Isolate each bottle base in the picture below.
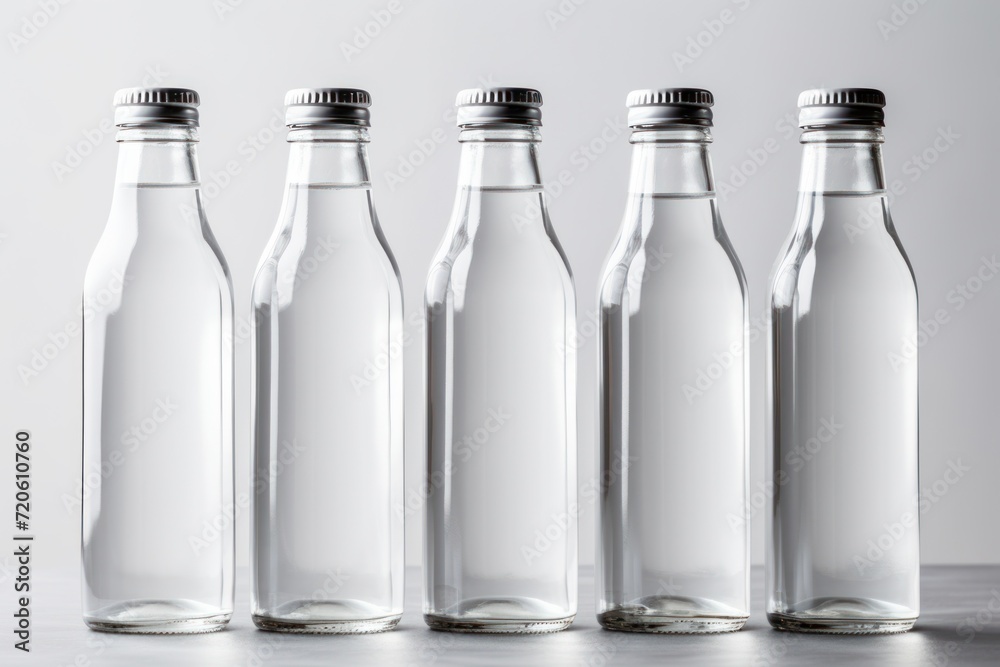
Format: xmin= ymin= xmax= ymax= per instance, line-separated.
xmin=425 ymin=596 xmax=574 ymax=633
xmin=253 ymin=613 xmax=400 ymax=634
xmin=424 ymin=613 xmax=574 ymax=634
xmin=768 ymin=612 xmax=917 ymax=635
xmin=84 ymin=599 xmax=231 ymax=635
xmin=598 ymin=611 xmax=748 ymax=634
xmin=252 ymin=599 xmax=400 ymax=634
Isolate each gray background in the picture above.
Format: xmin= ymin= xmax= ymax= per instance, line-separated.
xmin=0 ymin=0 xmax=997 ymax=590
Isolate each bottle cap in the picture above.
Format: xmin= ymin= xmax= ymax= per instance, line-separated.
xmin=284 ymin=88 xmax=371 ymax=128
xmin=798 ymin=88 xmax=885 ymax=128
xmin=455 ymin=87 xmax=542 ymax=127
xmin=626 ymin=88 xmax=714 ymax=128
xmin=114 ymin=87 xmax=200 ymax=127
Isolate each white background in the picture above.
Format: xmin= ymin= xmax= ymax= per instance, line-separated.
xmin=0 ymin=0 xmax=997 ymax=580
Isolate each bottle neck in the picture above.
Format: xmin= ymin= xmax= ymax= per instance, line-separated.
xmin=627 ymin=127 xmax=714 ymax=195
xmin=113 ymin=126 xmax=200 ymax=185
xmin=455 ymin=126 xmax=543 ymax=188
xmin=798 ymin=127 xmax=886 ymax=194
xmin=284 ymin=127 xmax=371 ymax=186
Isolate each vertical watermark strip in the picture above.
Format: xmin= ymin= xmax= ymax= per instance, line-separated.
xmin=12 ymin=430 xmax=33 ymax=652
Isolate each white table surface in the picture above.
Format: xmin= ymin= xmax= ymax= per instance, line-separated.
xmin=20 ymin=565 xmax=1000 ymax=666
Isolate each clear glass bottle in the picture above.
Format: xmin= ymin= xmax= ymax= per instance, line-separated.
xmin=82 ymin=88 xmax=234 ymax=633
xmin=767 ymin=89 xmax=919 ymax=634
xmin=251 ymin=89 xmax=404 ymax=633
xmin=424 ymin=88 xmax=577 ymax=633
xmin=597 ymin=89 xmax=749 ymax=633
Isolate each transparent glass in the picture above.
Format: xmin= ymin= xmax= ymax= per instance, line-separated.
xmin=250 ymin=127 xmax=404 ymax=633
xmin=766 ymin=126 xmax=919 ymax=633
xmin=82 ymin=125 xmax=234 ymax=633
xmin=424 ymin=126 xmax=577 ymax=633
xmin=597 ymin=127 xmax=749 ymax=633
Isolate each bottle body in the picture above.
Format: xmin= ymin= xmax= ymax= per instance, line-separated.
xmin=598 ymin=127 xmax=749 ymax=632
xmin=82 ymin=126 xmax=234 ymax=633
xmin=424 ymin=127 xmax=577 ymax=632
xmin=767 ymin=126 xmax=919 ymax=633
xmin=251 ymin=127 xmax=404 ymax=633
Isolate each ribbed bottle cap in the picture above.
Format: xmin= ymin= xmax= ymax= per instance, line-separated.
xmin=284 ymin=88 xmax=372 ymax=127
xmin=455 ymin=87 xmax=543 ymax=127
xmin=798 ymin=88 xmax=885 ymax=128
xmin=113 ymin=87 xmax=200 ymax=127
xmin=626 ymin=88 xmax=714 ymax=127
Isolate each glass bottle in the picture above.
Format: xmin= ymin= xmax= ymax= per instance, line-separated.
xmin=251 ymin=89 xmax=404 ymax=633
xmin=82 ymin=88 xmax=234 ymax=633
xmin=424 ymin=88 xmax=577 ymax=633
xmin=767 ymin=89 xmax=919 ymax=633
xmin=597 ymin=89 xmax=749 ymax=633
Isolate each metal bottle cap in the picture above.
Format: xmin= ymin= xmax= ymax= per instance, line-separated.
xmin=626 ymin=88 xmax=714 ymax=128
xmin=284 ymin=88 xmax=372 ymax=128
xmin=455 ymin=87 xmax=543 ymax=127
xmin=798 ymin=88 xmax=885 ymax=128
xmin=113 ymin=87 xmax=200 ymax=127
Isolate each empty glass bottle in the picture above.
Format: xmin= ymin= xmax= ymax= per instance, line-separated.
xmin=251 ymin=89 xmax=404 ymax=633
xmin=767 ymin=89 xmax=919 ymax=633
xmin=424 ymin=88 xmax=577 ymax=633
xmin=82 ymin=88 xmax=234 ymax=633
xmin=597 ymin=89 xmax=749 ymax=633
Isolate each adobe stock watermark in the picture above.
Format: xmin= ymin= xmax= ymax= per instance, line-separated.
xmin=511 ymin=114 xmax=629 ymax=233
xmin=53 ymin=634 xmax=116 ymax=667
xmin=394 ymin=408 xmax=511 ymax=519
xmin=340 ymin=0 xmax=412 ymax=63
xmin=562 ymin=246 xmax=671 ymax=354
xmin=226 ymin=236 xmax=339 ymax=351
xmin=285 ymin=236 xmax=339 ymax=286
xmin=681 ymin=307 xmax=771 ymax=403
xmin=0 ymin=554 xmax=18 ymax=586
xmin=350 ymin=286 xmax=464 ymax=394
xmin=578 ymin=633 xmax=631 ymax=667
xmin=931 ymin=588 xmax=1000 ymax=666
xmin=877 ymin=0 xmax=930 ymax=41
xmin=853 ymin=459 xmax=970 ymax=575
xmin=754 ymin=631 xmax=804 ymax=667
xmin=63 ymin=398 xmax=178 ymax=513
xmin=681 ymin=335 xmax=744 ymax=404
xmin=308 ymin=568 xmax=351 ymax=604
xmin=727 ymin=416 xmax=843 ymax=531
xmin=845 ymin=126 xmax=960 ymax=243
xmin=383 ymin=75 xmax=500 ymax=192
xmin=51 ymin=65 xmax=169 ymax=182
xmin=673 ymin=0 xmax=753 ymax=72
xmin=189 ymin=439 xmax=305 ymax=556
xmin=717 ymin=109 xmax=800 ymax=202
xmin=406 ymin=633 xmax=457 ymax=667
xmin=544 ymin=0 xmax=587 ymax=31
xmin=888 ymin=254 xmax=998 ymax=371
xmin=245 ymin=634 xmax=287 ymax=667
xmin=181 ymin=107 xmax=285 ymax=220
xmin=213 ymin=0 xmax=247 ymax=20
xmin=522 ymin=452 xmax=635 ymax=565
xmin=8 ymin=0 xmax=72 ymax=54
xmin=350 ymin=310 xmax=423 ymax=394
xmin=18 ymin=270 xmax=131 ymax=386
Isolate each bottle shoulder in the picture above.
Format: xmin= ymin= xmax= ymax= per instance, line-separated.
xmin=599 ymin=221 xmax=746 ymax=309
xmin=85 ymin=215 xmax=231 ymax=300
xmin=252 ymin=224 xmax=401 ymax=311
xmin=770 ymin=224 xmax=916 ymax=312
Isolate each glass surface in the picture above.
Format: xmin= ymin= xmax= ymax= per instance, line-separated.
xmin=82 ymin=127 xmax=234 ymax=634
xmin=598 ymin=128 xmax=749 ymax=633
xmin=424 ymin=127 xmax=578 ymax=633
xmin=250 ymin=128 xmax=404 ymax=633
xmin=766 ymin=128 xmax=920 ymax=634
